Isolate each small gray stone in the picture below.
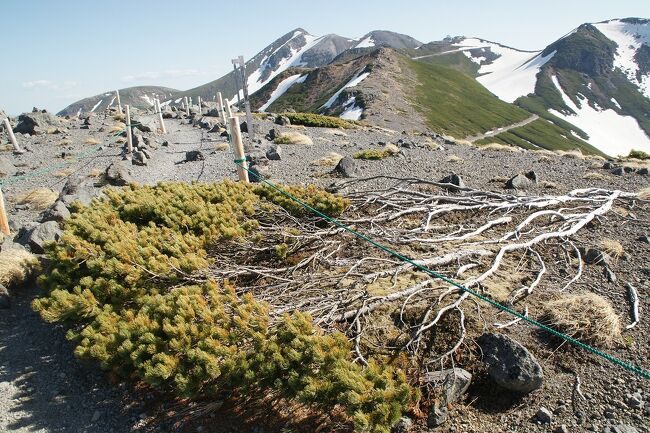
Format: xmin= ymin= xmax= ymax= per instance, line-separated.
xmin=275 ymin=115 xmax=291 ymax=126
xmin=525 ymin=170 xmax=539 ymax=183
xmin=105 ymin=162 xmax=134 ymax=186
xmin=536 ymin=407 xmax=552 ymax=424
xmin=602 ymin=162 xmax=616 ymax=169
xmin=427 ymin=403 xmax=448 ymax=427
xmin=583 ymin=248 xmax=612 ymax=267
xmin=604 ymin=266 xmax=617 ymax=283
xmin=554 ymin=425 xmax=569 ymax=433
xmin=40 ymin=200 xmax=70 ymax=223
xmin=266 ymin=145 xmax=282 ymax=161
xmin=91 ymin=410 xmax=101 ymax=422
xmin=185 ymin=150 xmax=205 ymax=162
xmin=132 ymin=150 xmax=148 ymax=166
xmin=424 ymin=368 xmax=472 ymax=405
xmin=27 ymin=221 xmax=62 ymax=253
xmin=639 ymin=235 xmax=649 ymax=244
xmin=333 ymin=156 xmax=358 ymax=178
xmin=477 ymin=333 xmax=543 ymax=393
xmin=612 ymin=167 xmax=625 ymax=176
xmin=392 ymin=416 xmax=413 ymax=433
xmin=625 ymin=392 xmax=644 ymax=409
xmin=506 ymin=174 xmax=532 ymax=189
xmin=440 ymin=173 xmax=466 ymax=188
xmin=638 ymin=167 xmax=648 ymax=176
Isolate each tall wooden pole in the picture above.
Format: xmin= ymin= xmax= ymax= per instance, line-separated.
xmin=116 ymin=89 xmax=122 ymax=113
xmin=225 ymin=98 xmax=233 ymax=118
xmin=155 ymin=99 xmax=166 ymax=134
xmin=197 ymin=96 xmax=202 ymax=114
xmin=125 ymin=104 xmax=133 ymax=153
xmin=237 ymin=55 xmax=255 ymax=140
xmin=229 ymin=116 xmax=249 ymax=183
xmin=0 ymin=187 xmax=10 ymax=236
xmin=184 ymin=97 xmax=190 ymax=116
xmin=2 ymin=118 xmax=22 ymax=153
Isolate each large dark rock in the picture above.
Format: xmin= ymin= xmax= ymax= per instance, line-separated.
xmin=13 ymin=111 xmax=66 ymax=135
xmin=185 ymin=150 xmax=205 ymax=162
xmin=266 ymin=145 xmax=282 ymax=161
xmin=275 ymin=115 xmax=291 ymax=126
xmin=27 ymin=221 xmax=62 ymax=253
xmin=333 ymin=156 xmax=358 ymax=178
xmin=58 ymin=176 xmax=95 ymax=206
xmin=427 ymin=403 xmax=448 ymax=427
xmin=477 ymin=333 xmax=543 ymax=393
xmin=131 ymin=150 xmax=148 ymax=166
xmin=105 ymin=162 xmax=134 ymax=186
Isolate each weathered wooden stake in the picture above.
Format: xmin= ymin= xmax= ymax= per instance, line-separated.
xmin=229 ymin=116 xmax=249 ymax=183
xmin=125 ymin=104 xmax=133 ymax=153
xmin=116 ymin=89 xmax=122 ymax=112
xmin=0 ymin=187 xmax=10 ymax=236
xmin=197 ymin=96 xmax=202 ymax=113
xmin=155 ymin=99 xmax=166 ymax=134
xmin=184 ymin=97 xmax=190 ymax=116
xmin=2 ymin=117 xmax=22 ymax=153
xmin=225 ymin=98 xmax=233 ymax=118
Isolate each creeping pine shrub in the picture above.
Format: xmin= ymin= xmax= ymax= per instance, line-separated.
xmin=277 ymin=112 xmax=356 ymax=129
xmin=628 ymin=149 xmax=649 ymax=160
xmin=32 ymin=180 xmax=411 ymax=432
xmin=353 ymin=149 xmax=390 ymax=160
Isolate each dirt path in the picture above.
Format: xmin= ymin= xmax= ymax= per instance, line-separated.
xmin=465 ymin=114 xmax=539 ymax=143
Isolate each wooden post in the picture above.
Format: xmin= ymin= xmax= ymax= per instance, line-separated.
xmin=125 ymin=104 xmax=133 ymax=153
xmin=225 ymin=98 xmax=233 ymax=118
xmin=2 ymin=118 xmax=22 ymax=153
xmin=184 ymin=97 xmax=190 ymax=116
xmin=116 ymin=89 xmax=122 ymax=112
xmin=197 ymin=96 xmax=202 ymax=114
xmin=229 ymin=116 xmax=249 ymax=183
xmin=217 ymin=92 xmax=227 ymax=123
xmin=155 ymin=99 xmax=166 ymax=134
xmin=0 ymin=187 xmax=10 ymax=236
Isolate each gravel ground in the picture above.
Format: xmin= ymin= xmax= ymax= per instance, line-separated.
xmin=1 ymin=109 xmax=649 ymax=433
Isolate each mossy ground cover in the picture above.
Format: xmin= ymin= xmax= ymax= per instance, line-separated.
xmin=32 ymin=180 xmax=413 ymax=433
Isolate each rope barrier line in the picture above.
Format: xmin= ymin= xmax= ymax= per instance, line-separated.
xmin=233 ymin=160 xmax=650 ymax=380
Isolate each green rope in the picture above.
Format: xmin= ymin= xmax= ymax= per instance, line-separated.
xmin=234 ymin=160 xmax=650 ymax=380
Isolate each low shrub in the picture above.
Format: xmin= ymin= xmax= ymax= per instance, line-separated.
xmin=627 ymin=149 xmax=649 ymax=160
xmin=0 ymin=248 xmax=39 ymax=287
xmin=15 ymin=188 xmax=59 ymax=210
xmin=354 ymin=149 xmax=389 ymax=160
xmin=32 ymin=181 xmax=407 ymax=432
xmin=274 ymin=132 xmax=313 ymax=145
xmin=278 ymin=113 xmax=356 ymax=129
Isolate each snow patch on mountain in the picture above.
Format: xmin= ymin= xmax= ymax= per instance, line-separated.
xmin=593 ymin=19 xmax=650 ymax=98
xmin=549 ymin=75 xmax=650 ymax=156
xmin=356 ymin=36 xmax=375 ymax=48
xmin=91 ymin=99 xmax=103 ymax=112
xmin=339 ymin=96 xmax=363 ymax=120
xmin=259 ymin=74 xmax=308 ymax=111
xmin=322 ymin=71 xmax=370 ymax=109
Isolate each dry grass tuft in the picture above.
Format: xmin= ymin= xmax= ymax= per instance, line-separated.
xmin=639 ymin=187 xmax=650 ymax=200
xmin=54 ymin=168 xmax=74 ymax=178
xmin=311 ymin=152 xmax=344 ymax=167
xmin=543 ymin=293 xmax=621 ymax=348
xmin=274 ymin=132 xmax=313 ymax=145
xmin=556 ymin=149 xmax=585 ymax=160
xmin=58 ymin=139 xmax=73 ymax=146
xmin=541 ymin=181 xmax=557 ymax=189
xmin=15 ymin=188 xmax=59 ymax=210
xmin=214 ymin=142 xmax=229 ymax=151
xmin=109 ymin=123 xmax=125 ymax=133
xmin=586 ymin=154 xmax=606 ymax=162
xmin=84 ymin=137 xmax=101 ymax=145
xmin=0 ymin=248 xmax=40 ymax=287
xmin=446 ymin=155 xmax=462 ymax=163
xmin=113 ymin=113 xmax=126 ymax=121
xmin=455 ymin=139 xmax=472 ymax=146
xmin=599 ymin=238 xmax=624 ymax=261
xmin=0 ymin=144 xmax=14 ymax=152
xmin=479 ymin=142 xmax=520 ymax=152
xmin=88 ymin=168 xmax=103 ymax=178
xmin=583 ymin=172 xmax=608 ymax=181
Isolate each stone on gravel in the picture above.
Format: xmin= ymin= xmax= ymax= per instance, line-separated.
xmin=275 ymin=115 xmax=291 ymax=126
xmin=602 ymin=161 xmax=616 ymax=169
xmin=477 ymin=333 xmax=543 ymax=393
xmin=0 ymin=284 xmax=10 ymax=309
xmin=392 ymin=417 xmax=413 ymax=433
xmin=40 ymin=200 xmax=71 ymax=223
xmin=554 ymin=424 xmax=569 ymax=433
xmin=506 ymin=173 xmax=532 ymax=189
xmin=105 ymin=162 xmax=134 ymax=186
xmin=266 ymin=145 xmax=282 ymax=161
xmin=424 ymin=368 xmax=472 ymax=405
xmin=240 ymin=121 xmax=248 ymax=133
xmin=427 ymin=403 xmax=449 ymax=427
xmin=639 ymin=235 xmax=650 ymax=244
xmin=333 ymin=156 xmax=358 ymax=178
xmin=525 ymin=170 xmax=539 ymax=183
xmin=612 ymin=167 xmax=625 ymax=176
xmin=13 ymin=111 xmax=65 ymax=135
xmin=638 ymin=167 xmax=648 ymax=176
xmin=185 ymin=150 xmax=205 ymax=162
xmin=132 ymin=150 xmax=148 ymax=166
xmin=535 ymin=407 xmax=552 ymax=424
xmin=603 ymin=426 xmax=639 ymax=433
xmin=266 ymin=128 xmax=280 ymax=141
xmin=582 ymin=248 xmax=612 ymax=267
xmin=0 ymin=156 xmax=16 ymax=178
xmin=440 ymin=173 xmax=465 ymax=188
xmin=133 ymin=117 xmax=156 ymax=133
xmin=27 ymin=221 xmax=62 ymax=253
xmin=625 ymin=392 xmax=644 ymax=409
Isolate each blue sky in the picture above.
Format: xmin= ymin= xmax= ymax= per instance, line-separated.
xmin=1 ymin=0 xmax=649 ymax=115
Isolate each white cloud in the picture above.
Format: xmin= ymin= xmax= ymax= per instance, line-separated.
xmin=121 ymin=69 xmax=209 ymax=82
xmin=22 ymin=80 xmax=78 ymax=90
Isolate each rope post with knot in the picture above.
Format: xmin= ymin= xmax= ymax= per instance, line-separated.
xmin=229 ymin=116 xmax=249 ymax=183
